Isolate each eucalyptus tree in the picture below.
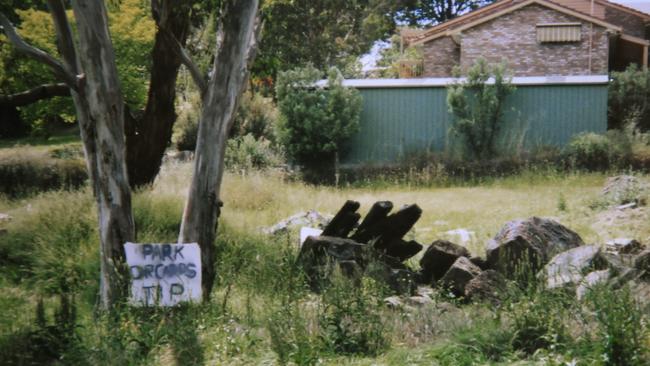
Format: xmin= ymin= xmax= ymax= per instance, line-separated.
xmin=0 ymin=0 xmax=260 ymax=306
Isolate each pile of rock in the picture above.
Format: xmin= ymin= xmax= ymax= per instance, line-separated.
xmin=296 ymin=201 xmax=649 ymax=304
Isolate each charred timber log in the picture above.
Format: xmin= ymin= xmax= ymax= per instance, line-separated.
xmin=350 ymin=201 xmax=393 ymax=243
xmin=322 ymin=200 xmax=361 ymax=238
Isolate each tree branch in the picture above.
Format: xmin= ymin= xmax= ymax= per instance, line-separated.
xmin=152 ymin=0 xmax=206 ymax=95
xmin=161 ymin=28 xmax=207 ymax=96
xmin=0 ymin=12 xmax=79 ymax=90
xmin=0 ymin=83 xmax=70 ymax=106
xmin=47 ymin=0 xmax=79 ymax=75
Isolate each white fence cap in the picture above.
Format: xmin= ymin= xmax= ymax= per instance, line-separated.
xmin=314 ymin=75 xmax=609 ymax=88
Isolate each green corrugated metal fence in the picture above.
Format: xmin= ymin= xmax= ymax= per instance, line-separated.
xmin=339 ymin=80 xmax=608 ymax=165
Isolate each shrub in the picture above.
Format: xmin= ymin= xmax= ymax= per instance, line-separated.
xmin=276 ymin=65 xmax=362 ymax=183
xmin=447 ymin=58 xmax=515 ymax=160
xmin=230 ymin=91 xmax=279 ymax=141
xmin=318 ymin=275 xmax=389 ymax=356
xmin=584 ymin=285 xmax=649 ymax=366
xmin=224 ymin=133 xmax=284 ymax=172
xmin=564 ymin=131 xmax=631 ymax=170
xmin=0 ymin=147 xmax=87 ymax=197
xmin=505 ymin=286 xmax=572 ymax=355
xmin=609 ymin=65 xmax=650 ymax=131
xmin=172 ymin=96 xmax=200 ymax=151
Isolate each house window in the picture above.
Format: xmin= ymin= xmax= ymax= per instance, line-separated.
xmin=536 ymin=23 xmax=581 ymax=43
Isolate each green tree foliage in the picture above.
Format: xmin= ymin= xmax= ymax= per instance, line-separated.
xmin=396 ymin=0 xmax=495 ymax=26
xmin=276 ymin=66 xmax=362 ymax=178
xmin=447 ymin=58 xmax=515 ymax=160
xmin=253 ymin=0 xmax=397 ymax=82
xmin=609 ymin=64 xmax=650 ymax=131
xmin=0 ymin=0 xmax=154 ymax=131
xmin=375 ymin=34 xmax=423 ymax=78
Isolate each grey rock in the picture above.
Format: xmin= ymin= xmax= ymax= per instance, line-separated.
xmin=602 ymin=175 xmax=648 ymax=206
xmin=541 ymin=245 xmax=607 ymax=289
xmin=486 ymin=217 xmax=584 ymax=276
xmin=419 ymin=239 xmax=470 ymax=284
xmin=415 ymin=286 xmax=434 ymax=299
xmin=439 ymin=256 xmax=482 ymax=296
xmin=469 ymin=256 xmax=488 ymax=270
xmin=263 ymin=210 xmax=331 ymax=235
xmin=406 ymin=295 xmax=433 ymax=307
xmin=605 ymin=238 xmax=645 ymax=255
xmin=0 ymin=213 xmax=11 ymax=223
xmin=384 ymin=296 xmax=403 ymax=309
xmin=576 ymin=270 xmax=611 ymax=300
xmin=464 ymin=270 xmax=507 ymax=303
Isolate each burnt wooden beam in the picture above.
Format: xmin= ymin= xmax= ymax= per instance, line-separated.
xmin=350 ymin=201 xmax=393 ymax=243
xmin=322 ymin=200 xmax=361 ymax=238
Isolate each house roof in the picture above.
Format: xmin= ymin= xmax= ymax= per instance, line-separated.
xmin=406 ymin=0 xmax=644 ymax=46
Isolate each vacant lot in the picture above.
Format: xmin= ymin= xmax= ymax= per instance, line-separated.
xmin=1 ymin=158 xmax=649 ymax=365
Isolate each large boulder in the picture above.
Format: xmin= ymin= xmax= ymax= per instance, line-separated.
xmin=486 ymin=217 xmax=584 ymax=276
xmin=540 ymin=245 xmax=608 ymax=289
xmin=439 ymin=256 xmax=482 ymax=296
xmin=464 ymin=269 xmax=507 ymax=304
xmin=419 ymin=240 xmax=470 ymax=284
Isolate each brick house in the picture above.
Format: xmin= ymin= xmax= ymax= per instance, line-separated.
xmin=404 ymin=0 xmax=649 ymax=77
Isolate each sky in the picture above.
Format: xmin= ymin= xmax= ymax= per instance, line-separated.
xmin=610 ymin=0 xmax=650 ymax=13
xmin=360 ymin=0 xmax=650 ymax=72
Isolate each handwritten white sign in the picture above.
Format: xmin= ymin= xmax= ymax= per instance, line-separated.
xmin=124 ymin=242 xmax=202 ymax=306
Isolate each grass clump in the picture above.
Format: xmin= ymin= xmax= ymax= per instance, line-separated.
xmin=0 ymin=145 xmax=87 ymax=197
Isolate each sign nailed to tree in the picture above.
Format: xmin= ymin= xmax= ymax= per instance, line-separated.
xmin=124 ymin=243 xmax=202 ymax=306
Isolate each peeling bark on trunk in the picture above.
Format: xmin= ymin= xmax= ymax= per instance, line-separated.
xmin=179 ymin=0 xmax=260 ymax=301
xmin=67 ymin=0 xmax=135 ymax=309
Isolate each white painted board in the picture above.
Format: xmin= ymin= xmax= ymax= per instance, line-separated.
xmin=124 ymin=242 xmax=202 ymax=306
xmin=300 ymin=227 xmax=323 ymax=246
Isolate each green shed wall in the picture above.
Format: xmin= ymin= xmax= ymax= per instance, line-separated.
xmin=340 ymin=84 xmax=608 ymax=165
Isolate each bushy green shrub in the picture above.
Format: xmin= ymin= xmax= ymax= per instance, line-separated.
xmin=318 ymin=275 xmax=389 ymax=356
xmin=276 ymin=65 xmax=362 ymax=183
xmin=231 ymin=91 xmax=279 ymax=141
xmin=609 ymin=65 xmax=650 ymax=131
xmin=447 ymin=58 xmax=515 ymax=160
xmin=0 ymin=147 xmax=87 ymax=197
xmin=506 ymin=286 xmax=572 ymax=355
xmin=584 ymin=285 xmax=649 ymax=366
xmin=172 ymin=97 xmax=200 ymax=151
xmin=224 ymin=134 xmax=284 ymax=172
xmin=564 ymin=131 xmax=631 ymax=170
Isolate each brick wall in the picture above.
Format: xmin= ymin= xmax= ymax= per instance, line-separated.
xmin=458 ymin=4 xmax=609 ymax=76
xmin=421 ymin=36 xmax=460 ymax=77
xmin=604 ymin=6 xmax=647 ymax=39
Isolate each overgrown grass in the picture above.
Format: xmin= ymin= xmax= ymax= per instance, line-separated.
xmin=0 ymin=144 xmax=87 ymax=197
xmin=1 ymin=161 xmax=649 ymax=365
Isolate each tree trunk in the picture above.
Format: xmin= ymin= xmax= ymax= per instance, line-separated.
xmin=179 ymin=0 xmax=260 ymax=301
xmin=67 ymin=0 xmax=135 ymax=309
xmin=124 ymin=1 xmax=193 ymax=188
